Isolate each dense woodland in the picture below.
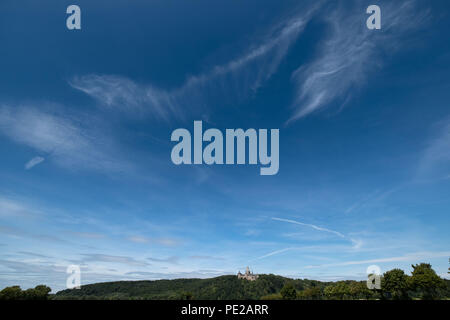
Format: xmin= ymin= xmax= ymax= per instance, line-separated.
xmin=1 ymin=263 xmax=449 ymax=300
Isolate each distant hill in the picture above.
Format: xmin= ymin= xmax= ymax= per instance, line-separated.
xmin=53 ymin=267 xmax=450 ymax=300
xmin=54 ymin=274 xmax=328 ymax=300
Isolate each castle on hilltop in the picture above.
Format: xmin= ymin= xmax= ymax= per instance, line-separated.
xmin=237 ymin=266 xmax=259 ymax=281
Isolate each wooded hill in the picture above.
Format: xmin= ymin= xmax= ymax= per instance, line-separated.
xmin=54 ymin=274 xmax=323 ymax=300
xmin=53 ymin=263 xmax=450 ymax=300
xmin=2 ymin=263 xmax=448 ymax=300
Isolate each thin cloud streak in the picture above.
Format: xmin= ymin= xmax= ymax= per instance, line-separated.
xmin=147 ymin=256 xmax=179 ymax=265
xmin=127 ymin=235 xmax=181 ymax=247
xmin=0 ymin=197 xmax=38 ymax=217
xmin=253 ymin=247 xmax=294 ymax=261
xmin=418 ymin=118 xmax=450 ymax=179
xmin=77 ymin=254 xmax=150 ymax=267
xmin=272 ymin=217 xmax=345 ymax=238
xmin=24 ymin=156 xmax=45 ymax=170
xmin=305 ymin=251 xmax=450 ymax=269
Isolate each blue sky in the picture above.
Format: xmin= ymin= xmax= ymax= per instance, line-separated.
xmin=0 ymin=0 xmax=449 ymax=291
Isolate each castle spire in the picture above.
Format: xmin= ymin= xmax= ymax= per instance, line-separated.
xmin=237 ymin=266 xmax=258 ymax=281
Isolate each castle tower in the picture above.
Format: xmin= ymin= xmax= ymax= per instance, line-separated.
xmin=237 ymin=266 xmax=258 ymax=281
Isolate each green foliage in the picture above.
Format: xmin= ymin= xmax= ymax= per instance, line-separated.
xmin=381 ymin=269 xmax=410 ymax=300
xmin=410 ymin=263 xmax=446 ymax=300
xmin=55 ymin=274 xmax=297 ymax=300
xmin=179 ymin=291 xmax=194 ymax=300
xmin=53 ymin=275 xmax=330 ymax=300
xmin=260 ymin=293 xmax=282 ymax=300
xmin=297 ymin=287 xmax=322 ymax=300
xmin=2 ymin=263 xmax=448 ymax=300
xmin=0 ymin=285 xmax=51 ymax=300
xmin=349 ymin=281 xmax=374 ymax=300
xmin=323 ymin=281 xmax=352 ymax=300
xmin=0 ymin=286 xmax=23 ymax=300
xmin=280 ymin=283 xmax=297 ymax=300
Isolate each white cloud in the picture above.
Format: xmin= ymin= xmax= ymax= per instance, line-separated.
xmin=78 ymin=254 xmax=150 ymax=267
xmin=70 ymin=75 xmax=178 ymax=121
xmin=0 ymin=105 xmax=129 ymax=173
xmin=253 ymin=247 xmax=294 ymax=260
xmin=272 ymin=217 xmax=345 ymax=238
xmin=418 ymin=119 xmax=450 ymax=179
xmin=350 ymin=238 xmax=364 ymax=250
xmin=69 ymin=232 xmax=105 ymax=239
xmin=0 ymin=257 xmax=222 ymax=292
xmin=69 ymin=7 xmax=319 ymax=121
xmin=127 ymin=235 xmax=180 ymax=247
xmin=189 ymin=255 xmax=225 ymax=261
xmin=287 ymin=0 xmax=428 ymax=122
xmin=127 ymin=236 xmax=149 ymax=244
xmin=68 ymin=1 xmax=427 ymax=125
xmin=305 ymin=251 xmax=450 ymax=268
xmin=0 ymin=197 xmax=38 ymax=217
xmin=147 ymin=256 xmax=179 ymax=265
xmin=24 ymin=156 xmax=45 ymax=170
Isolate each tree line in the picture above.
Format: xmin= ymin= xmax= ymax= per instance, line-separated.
xmin=0 ymin=262 xmax=448 ymax=300
xmin=0 ymin=285 xmax=51 ymax=300
xmin=267 ymin=263 xmax=448 ymax=300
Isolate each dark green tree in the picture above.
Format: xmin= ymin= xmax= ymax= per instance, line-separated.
xmin=23 ymin=288 xmax=38 ymax=300
xmin=410 ymin=263 xmax=445 ymax=300
xmin=334 ymin=281 xmax=351 ymax=300
xmin=33 ymin=285 xmax=52 ymax=300
xmin=280 ymin=283 xmax=297 ymax=300
xmin=0 ymin=286 xmax=23 ymax=300
xmin=179 ymin=291 xmax=194 ymax=300
xmin=349 ymin=281 xmax=374 ymax=300
xmin=323 ymin=285 xmax=335 ymax=300
xmin=381 ymin=269 xmax=410 ymax=300
xmin=298 ymin=287 xmax=322 ymax=300
xmin=323 ymin=282 xmax=350 ymax=300
xmin=0 ymin=285 xmax=51 ymax=300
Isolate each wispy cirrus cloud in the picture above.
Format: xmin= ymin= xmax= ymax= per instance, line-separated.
xmin=69 ymin=6 xmax=319 ymax=121
xmin=257 ymin=217 xmax=365 ymax=260
xmin=69 ymin=75 xmax=179 ymax=121
xmin=287 ymin=0 xmax=428 ymax=122
xmin=0 ymin=197 xmax=38 ymax=217
xmin=69 ymin=1 xmax=428 ymax=125
xmin=272 ymin=217 xmax=345 ymax=238
xmin=253 ymin=247 xmax=294 ymax=260
xmin=0 ymin=105 xmax=130 ymax=173
xmin=24 ymin=156 xmax=45 ymax=170
xmin=127 ymin=235 xmax=181 ymax=247
xmin=189 ymin=255 xmax=225 ymax=261
xmin=77 ymin=254 xmax=150 ymax=267
xmin=17 ymin=251 xmax=52 ymax=259
xmin=0 ymin=225 xmax=69 ymax=244
xmin=305 ymin=251 xmax=450 ymax=269
xmin=68 ymin=232 xmax=105 ymax=239
xmin=147 ymin=256 xmax=179 ymax=265
xmin=0 ymin=258 xmax=63 ymax=275
xmin=124 ymin=269 xmax=229 ymax=280
xmin=418 ymin=118 xmax=450 ymax=179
